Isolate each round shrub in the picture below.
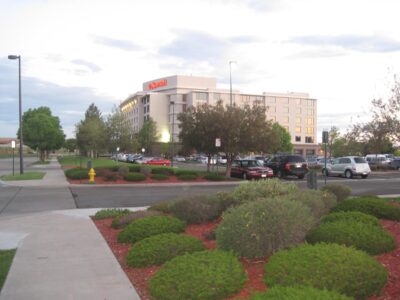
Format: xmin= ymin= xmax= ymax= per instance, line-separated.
xmin=140 ymin=165 xmax=152 ymax=176
xmin=152 ymin=167 xmax=174 ymax=176
xmin=117 ymin=216 xmax=185 ymax=243
xmin=118 ymin=165 xmax=129 ymax=175
xmin=148 ymin=200 xmax=175 ymax=213
xmin=177 ymin=174 xmax=198 ymax=180
xmin=126 ymin=233 xmax=205 ymax=267
xmin=151 ymin=174 xmax=169 ymax=180
xmin=332 ymin=196 xmax=400 ymax=220
xmin=322 ymin=211 xmax=379 ymax=226
xmin=306 ymin=220 xmax=395 ymax=255
xmin=123 ymin=172 xmax=146 ymax=182
xmin=231 ymin=179 xmax=298 ymax=205
xmin=93 ymin=208 xmax=130 ymax=220
xmin=216 ymin=197 xmax=315 ymax=258
xmin=65 ymin=168 xmax=89 ymax=179
xmin=203 ymin=173 xmax=225 ymax=181
xmin=264 ymin=243 xmax=387 ymax=299
xmin=174 ymin=169 xmax=198 ymax=176
xmin=149 ymin=250 xmax=246 ymax=300
xmin=111 ymin=210 xmax=163 ymax=229
xmin=250 ymin=286 xmax=352 ymax=300
xmin=321 ymin=183 xmax=351 ymax=203
xmin=128 ymin=165 xmax=141 ymax=172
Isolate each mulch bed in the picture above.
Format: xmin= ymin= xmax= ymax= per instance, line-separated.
xmin=93 ymin=215 xmax=400 ymax=300
xmin=69 ymin=175 xmax=210 ymax=185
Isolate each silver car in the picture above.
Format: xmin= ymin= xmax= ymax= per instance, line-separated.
xmin=322 ymin=156 xmax=371 ymax=179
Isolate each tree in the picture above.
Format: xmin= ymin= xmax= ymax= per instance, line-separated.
xmin=105 ymin=106 xmax=135 ymax=153
xmin=76 ymin=103 xmax=106 ymax=158
xmin=64 ymin=138 xmax=77 ymax=153
xmin=20 ymin=107 xmax=65 ymax=161
xmin=137 ymin=118 xmax=159 ymax=154
xmin=269 ymin=123 xmax=293 ymax=154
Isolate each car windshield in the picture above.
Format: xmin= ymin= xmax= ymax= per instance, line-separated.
xmin=354 ymin=157 xmax=367 ymax=164
xmin=248 ymin=160 xmax=262 ymax=167
xmin=287 ymin=156 xmax=305 ymax=163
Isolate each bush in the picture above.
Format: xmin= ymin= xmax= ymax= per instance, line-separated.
xmin=306 ymin=220 xmax=395 ymax=255
xmin=148 ymin=201 xmax=175 ymax=213
xmin=332 ymin=196 xmax=400 ymax=220
xmin=152 ymin=167 xmax=174 ymax=176
xmin=128 ymin=165 xmax=141 ymax=172
xmin=110 ymin=165 xmax=119 ymax=172
xmin=203 ymin=173 xmax=226 ymax=181
xmin=149 ymin=250 xmax=246 ymax=300
xmin=321 ymin=183 xmax=351 ymax=203
xmin=151 ymin=174 xmax=169 ymax=180
xmin=322 ymin=211 xmax=379 ymax=226
xmin=118 ymin=165 xmax=129 ymax=176
xmin=140 ymin=165 xmax=152 ymax=176
xmin=231 ymin=179 xmax=298 ymax=205
xmin=94 ymin=167 xmax=112 ymax=177
xmin=104 ymin=173 xmax=118 ymax=181
xmin=111 ymin=210 xmax=163 ymax=229
xmin=93 ymin=208 xmax=130 ymax=220
xmin=169 ymin=195 xmax=221 ymax=224
xmin=264 ymin=243 xmax=387 ymax=299
xmin=123 ymin=172 xmax=147 ymax=182
xmin=126 ymin=233 xmax=204 ymax=267
xmin=174 ymin=169 xmax=198 ymax=176
xmin=177 ymin=174 xmax=198 ymax=180
xmin=117 ymin=216 xmax=185 ymax=243
xmin=65 ymin=168 xmax=89 ymax=180
xmin=216 ymin=197 xmax=315 ymax=258
xmin=250 ymin=286 xmax=352 ymax=300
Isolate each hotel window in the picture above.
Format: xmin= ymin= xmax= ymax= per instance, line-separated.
xmin=307 ymin=117 xmax=314 ymax=125
xmin=213 ymin=93 xmax=221 ymax=101
xmin=282 ymin=107 xmax=289 ymax=113
xmin=308 ymin=109 xmax=314 ymax=115
xmin=268 ymin=106 xmax=276 ymax=113
xmin=306 ymin=127 xmax=314 ymax=134
xmin=196 ymin=92 xmax=208 ymax=101
xmin=305 ymin=136 xmax=314 ymax=143
xmin=296 ymin=117 xmax=301 ymax=124
xmin=295 ymin=99 xmax=301 ymax=105
xmin=283 ymin=116 xmax=289 ymax=123
xmin=295 ymin=127 xmax=301 ymax=133
xmin=296 ymin=107 xmax=302 ymax=114
xmin=295 ymin=136 xmax=301 ymax=142
xmin=267 ymin=97 xmax=276 ymax=103
xmin=279 ymin=97 xmax=289 ymax=104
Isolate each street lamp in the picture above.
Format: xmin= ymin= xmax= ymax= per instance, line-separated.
xmin=170 ymin=101 xmax=175 ymax=167
xmin=8 ymin=55 xmax=24 ymax=174
xmin=229 ymin=61 xmax=237 ymax=106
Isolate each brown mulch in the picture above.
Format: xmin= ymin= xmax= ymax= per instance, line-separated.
xmin=69 ymin=175 xmax=210 ymax=185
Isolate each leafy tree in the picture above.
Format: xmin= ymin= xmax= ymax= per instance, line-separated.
xmin=20 ymin=107 xmax=65 ymax=161
xmin=137 ymin=118 xmax=159 ymax=154
xmin=269 ymin=123 xmax=293 ymax=154
xmin=105 ymin=106 xmax=136 ymax=153
xmin=63 ymin=138 xmax=77 ymax=153
xmin=75 ymin=103 xmax=106 ymax=158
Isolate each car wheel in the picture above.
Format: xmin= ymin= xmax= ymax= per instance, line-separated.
xmin=242 ymin=173 xmax=247 ymax=180
xmin=361 ymin=175 xmax=368 ymax=179
xmin=345 ymin=170 xmax=353 ymax=179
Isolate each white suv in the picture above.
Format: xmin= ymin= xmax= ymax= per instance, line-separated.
xmin=322 ymin=156 xmax=371 ymax=179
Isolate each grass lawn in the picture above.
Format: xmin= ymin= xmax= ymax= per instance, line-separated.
xmin=1 ymin=172 xmax=45 ymax=181
xmin=0 ymin=249 xmax=16 ymax=290
xmin=58 ymin=156 xmax=130 ymax=168
xmin=31 ymin=160 xmax=51 ymax=165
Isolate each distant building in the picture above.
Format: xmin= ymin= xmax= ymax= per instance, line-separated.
xmin=120 ymin=75 xmax=318 ymax=156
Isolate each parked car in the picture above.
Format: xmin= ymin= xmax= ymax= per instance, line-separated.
xmin=144 ymin=157 xmax=171 ymax=166
xmin=230 ymin=159 xmax=273 ymax=180
xmin=317 ymin=157 xmax=332 ymax=166
xmin=135 ymin=156 xmax=152 ymax=164
xmin=390 ymin=158 xmax=400 ymax=170
xmin=117 ymin=153 xmax=127 ymax=162
xmin=173 ymin=156 xmax=186 ymax=162
xmin=264 ymin=155 xmax=308 ymax=179
xmin=306 ymin=156 xmax=319 ymax=167
xmin=322 ymin=156 xmax=370 ymax=179
xmin=365 ymin=154 xmax=391 ymax=165
xmin=217 ymin=156 xmax=227 ymax=165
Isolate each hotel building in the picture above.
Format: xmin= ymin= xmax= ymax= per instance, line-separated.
xmin=120 ymin=75 xmax=318 ymax=156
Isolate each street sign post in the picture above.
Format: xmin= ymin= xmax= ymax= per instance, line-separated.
xmin=11 ymin=140 xmax=15 ymax=176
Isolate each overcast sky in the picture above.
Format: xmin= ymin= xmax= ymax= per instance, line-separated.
xmin=1 ymin=0 xmax=400 ymax=141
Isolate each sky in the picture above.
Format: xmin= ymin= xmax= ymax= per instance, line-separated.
xmin=1 ymin=0 xmax=400 ymax=141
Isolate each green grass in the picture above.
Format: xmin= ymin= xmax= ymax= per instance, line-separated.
xmin=58 ymin=156 xmax=130 ymax=168
xmin=1 ymin=172 xmax=45 ymax=181
xmin=31 ymin=160 xmax=51 ymax=165
xmin=0 ymin=249 xmax=16 ymax=290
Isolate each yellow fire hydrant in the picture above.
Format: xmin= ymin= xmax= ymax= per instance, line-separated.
xmin=88 ymin=168 xmax=96 ymax=183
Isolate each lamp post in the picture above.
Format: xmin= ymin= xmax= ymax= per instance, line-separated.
xmin=229 ymin=61 xmax=236 ymax=106
xmin=8 ymin=55 xmax=23 ymax=174
xmin=170 ymin=101 xmax=175 ymax=167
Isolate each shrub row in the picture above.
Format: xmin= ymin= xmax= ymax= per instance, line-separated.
xmin=111 ymin=210 xmax=163 ymax=229
xmin=320 ymin=183 xmax=352 ymax=203
xmin=123 ymin=172 xmax=146 ymax=182
xmin=93 ymin=208 xmax=130 ymax=220
xmin=65 ymin=168 xmax=89 ymax=179
xmin=322 ymin=211 xmax=379 ymax=226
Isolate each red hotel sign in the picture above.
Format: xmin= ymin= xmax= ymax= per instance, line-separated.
xmin=148 ymin=79 xmax=167 ymax=90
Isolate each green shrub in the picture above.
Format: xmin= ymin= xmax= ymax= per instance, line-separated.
xmin=93 ymin=208 xmax=130 ymax=220
xmin=321 ymin=183 xmax=351 ymax=203
xmin=117 ymin=216 xmax=185 ymax=243
xmin=322 ymin=211 xmax=379 ymax=226
xmin=264 ymin=243 xmax=387 ymax=299
xmin=149 ymin=250 xmax=246 ymax=300
xmin=306 ymin=220 xmax=395 ymax=255
xmin=231 ymin=179 xmax=298 ymax=204
xmin=94 ymin=167 xmax=112 ymax=177
xmin=332 ymin=196 xmax=400 ymax=220
xmin=140 ymin=165 xmax=152 ymax=176
xmin=128 ymin=165 xmax=141 ymax=172
xmin=214 ymin=191 xmax=238 ymax=212
xmin=123 ymin=172 xmax=147 ymax=182
xmin=118 ymin=165 xmax=129 ymax=176
xmin=174 ymin=169 xmax=198 ymax=176
xmin=169 ymin=195 xmax=221 ymax=224
xmin=177 ymin=174 xmax=198 ymax=180
xmin=216 ymin=197 xmax=315 ymax=258
xmin=250 ymin=286 xmax=352 ymax=300
xmin=151 ymin=174 xmax=169 ymax=180
xmin=111 ymin=210 xmax=163 ymax=229
xmin=148 ymin=200 xmax=176 ymax=213
xmin=110 ymin=165 xmax=119 ymax=172
xmin=104 ymin=173 xmax=118 ymax=181
xmin=203 ymin=173 xmax=226 ymax=181
xmin=126 ymin=233 xmax=204 ymax=267
xmin=152 ymin=167 xmax=174 ymax=176
xmin=65 ymin=168 xmax=89 ymax=179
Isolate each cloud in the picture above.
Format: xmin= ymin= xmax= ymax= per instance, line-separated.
xmin=91 ymin=35 xmax=141 ymax=51
xmin=290 ymin=34 xmax=400 ymax=53
xmin=71 ymin=59 xmax=102 ymax=72
xmin=287 ymin=48 xmax=347 ymax=60
xmin=246 ymin=0 xmax=286 ymax=12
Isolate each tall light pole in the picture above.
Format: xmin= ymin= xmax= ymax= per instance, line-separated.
xmin=8 ymin=55 xmax=24 ymax=174
xmin=229 ymin=61 xmax=236 ymax=106
xmin=170 ymin=101 xmax=175 ymax=167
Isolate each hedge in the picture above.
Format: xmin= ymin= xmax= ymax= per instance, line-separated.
xmin=152 ymin=167 xmax=174 ymax=176
xmin=322 ymin=211 xmax=380 ymax=226
xmin=249 ymin=286 xmax=352 ymax=300
xmin=176 ymin=174 xmax=198 ymax=180
xmin=123 ymin=172 xmax=147 ymax=182
xmin=111 ymin=210 xmax=163 ymax=229
xmin=64 ymin=168 xmax=89 ymax=179
xmin=320 ymin=183 xmax=351 ymax=203
xmin=93 ymin=208 xmax=130 ymax=220
xmin=151 ymin=174 xmax=169 ymax=181
xmin=174 ymin=169 xmax=198 ymax=176
xmin=203 ymin=173 xmax=226 ymax=181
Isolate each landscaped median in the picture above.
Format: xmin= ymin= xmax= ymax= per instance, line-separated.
xmin=91 ymin=180 xmax=400 ymax=299
xmin=0 ymin=172 xmax=45 ymax=181
xmin=0 ymin=249 xmax=16 ymax=291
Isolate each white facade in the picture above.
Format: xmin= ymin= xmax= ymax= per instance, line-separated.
xmin=120 ymin=75 xmax=318 ymax=156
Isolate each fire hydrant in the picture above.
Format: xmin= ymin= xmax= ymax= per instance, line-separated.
xmin=88 ymin=168 xmax=96 ymax=183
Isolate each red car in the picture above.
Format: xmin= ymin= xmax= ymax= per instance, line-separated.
xmin=144 ymin=157 xmax=171 ymax=166
xmin=230 ymin=159 xmax=274 ymax=180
